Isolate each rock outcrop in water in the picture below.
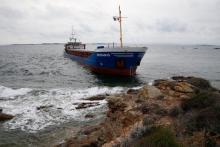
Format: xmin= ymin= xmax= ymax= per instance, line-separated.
xmin=0 ymin=109 xmax=14 ymax=121
xmin=75 ymin=102 xmax=100 ymax=109
xmin=57 ymin=76 xmax=220 ymax=147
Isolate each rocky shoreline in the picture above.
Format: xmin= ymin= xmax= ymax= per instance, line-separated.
xmin=57 ymin=76 xmax=220 ymax=147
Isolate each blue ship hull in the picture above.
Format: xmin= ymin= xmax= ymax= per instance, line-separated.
xmin=65 ymin=48 xmax=146 ymax=76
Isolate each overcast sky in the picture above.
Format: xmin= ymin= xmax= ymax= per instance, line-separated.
xmin=0 ymin=0 xmax=220 ymax=45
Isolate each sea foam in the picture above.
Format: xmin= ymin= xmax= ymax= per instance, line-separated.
xmin=0 ymin=85 xmax=32 ymax=98
xmin=1 ymin=85 xmax=124 ymax=132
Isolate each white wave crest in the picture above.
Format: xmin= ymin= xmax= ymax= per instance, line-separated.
xmin=1 ymin=86 xmax=124 ymax=132
xmin=0 ymin=85 xmax=32 ymax=98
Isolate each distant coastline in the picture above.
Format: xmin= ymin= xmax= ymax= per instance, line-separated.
xmin=11 ymin=43 xmax=65 ymax=45
xmin=0 ymin=43 xmax=219 ymax=46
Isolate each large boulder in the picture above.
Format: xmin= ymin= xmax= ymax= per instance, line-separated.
xmin=137 ymin=85 xmax=149 ymax=99
xmin=138 ymin=85 xmax=163 ymax=99
xmin=147 ymin=85 xmax=164 ymax=99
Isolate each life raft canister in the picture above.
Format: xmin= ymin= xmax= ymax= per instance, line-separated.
xmin=116 ymin=59 xmax=124 ymax=68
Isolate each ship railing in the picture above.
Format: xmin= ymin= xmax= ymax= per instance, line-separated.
xmin=106 ymin=42 xmax=120 ymax=48
xmin=96 ymin=43 xmax=120 ymax=49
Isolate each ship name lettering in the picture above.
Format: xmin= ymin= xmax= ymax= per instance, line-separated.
xmin=97 ymin=53 xmax=111 ymax=57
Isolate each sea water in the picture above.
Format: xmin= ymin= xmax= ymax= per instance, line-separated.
xmin=0 ymin=43 xmax=220 ymax=146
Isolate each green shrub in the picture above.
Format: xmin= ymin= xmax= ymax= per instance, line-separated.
xmin=155 ymin=108 xmax=168 ymax=116
xmin=143 ymin=116 xmax=155 ymax=127
xmin=182 ymin=92 xmax=214 ymax=111
xmin=187 ymin=106 xmax=220 ymax=134
xmin=133 ymin=127 xmax=181 ymax=147
xmin=186 ymin=77 xmax=211 ymax=89
xmin=205 ymin=138 xmax=217 ymax=147
xmin=130 ymin=127 xmax=149 ymax=139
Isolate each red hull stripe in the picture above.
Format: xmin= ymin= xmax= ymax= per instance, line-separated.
xmin=65 ymin=49 xmax=138 ymax=76
xmin=87 ymin=65 xmax=136 ymax=76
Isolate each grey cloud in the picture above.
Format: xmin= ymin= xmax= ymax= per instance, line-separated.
xmin=0 ymin=0 xmax=219 ymax=45
xmin=0 ymin=6 xmax=25 ymax=19
xmin=110 ymin=25 xmax=119 ymax=33
xmin=154 ymin=19 xmax=187 ymax=33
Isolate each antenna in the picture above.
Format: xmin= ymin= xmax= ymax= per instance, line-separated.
xmin=71 ymin=26 xmax=74 ymax=36
xmin=70 ymin=26 xmax=77 ymax=42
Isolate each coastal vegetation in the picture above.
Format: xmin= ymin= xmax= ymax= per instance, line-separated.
xmin=132 ymin=127 xmax=181 ymax=147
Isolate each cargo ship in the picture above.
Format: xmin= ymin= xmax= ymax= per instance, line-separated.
xmin=64 ymin=5 xmax=147 ymax=76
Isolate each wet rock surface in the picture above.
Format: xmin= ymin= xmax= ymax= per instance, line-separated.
xmin=57 ymin=76 xmax=220 ymax=147
xmin=0 ymin=110 xmax=14 ymax=121
xmin=75 ymin=102 xmax=100 ymax=109
xmin=36 ymin=105 xmax=54 ymax=110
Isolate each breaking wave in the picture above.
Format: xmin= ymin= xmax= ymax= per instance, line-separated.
xmin=0 ymin=85 xmax=124 ymax=132
xmin=0 ymin=85 xmax=32 ymax=99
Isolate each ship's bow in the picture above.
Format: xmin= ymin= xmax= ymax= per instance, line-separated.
xmin=89 ymin=47 xmax=147 ymax=76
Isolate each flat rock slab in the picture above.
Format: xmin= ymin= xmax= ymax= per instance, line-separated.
xmin=147 ymin=85 xmax=163 ymax=99
xmin=173 ymin=82 xmax=194 ymax=93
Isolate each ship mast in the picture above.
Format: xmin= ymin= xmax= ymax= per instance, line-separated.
xmin=113 ymin=5 xmax=125 ymax=48
xmin=119 ymin=5 xmax=123 ymax=48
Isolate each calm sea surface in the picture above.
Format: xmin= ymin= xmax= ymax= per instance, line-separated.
xmin=0 ymin=44 xmax=220 ymax=146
